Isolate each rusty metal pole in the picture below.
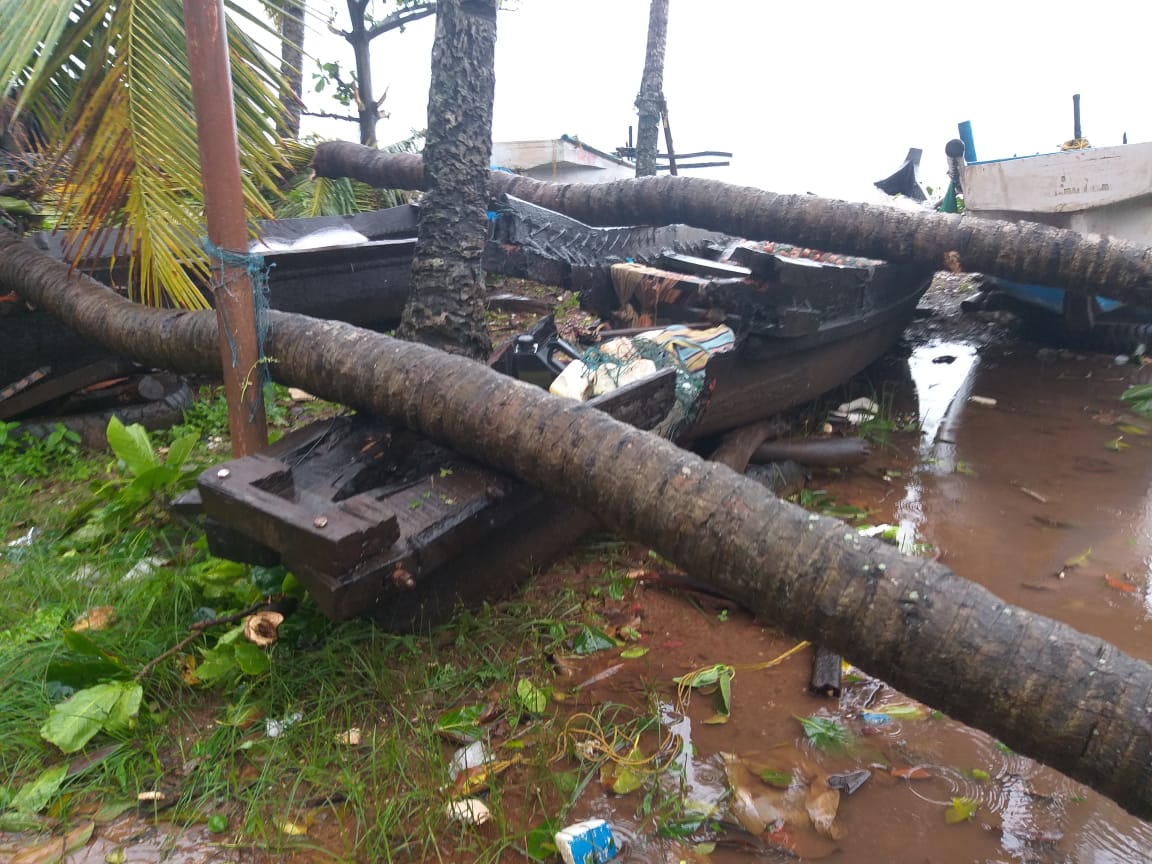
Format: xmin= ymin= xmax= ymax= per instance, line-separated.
xmin=183 ymin=0 xmax=268 ymax=456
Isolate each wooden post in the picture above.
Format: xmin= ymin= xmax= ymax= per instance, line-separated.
xmin=183 ymin=0 xmax=268 ymax=456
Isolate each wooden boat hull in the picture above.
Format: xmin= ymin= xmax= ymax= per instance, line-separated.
xmin=5 ymin=198 xmax=931 ymax=440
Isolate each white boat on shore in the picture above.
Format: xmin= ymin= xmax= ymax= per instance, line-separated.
xmin=953 ymin=102 xmax=1152 ymax=341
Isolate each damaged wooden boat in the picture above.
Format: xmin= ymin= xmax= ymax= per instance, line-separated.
xmin=4 ymin=195 xmax=932 ymax=444
xmin=187 ymin=334 xmax=678 ymax=627
xmin=179 ymin=225 xmax=932 ymax=625
xmin=559 ymin=237 xmax=934 ymax=438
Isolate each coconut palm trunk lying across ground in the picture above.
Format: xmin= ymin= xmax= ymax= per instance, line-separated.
xmin=2 ymin=227 xmax=1151 ymax=819
xmin=313 ymin=142 xmax=1152 ymax=305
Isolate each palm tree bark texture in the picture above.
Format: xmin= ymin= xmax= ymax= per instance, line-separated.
xmin=396 ymin=0 xmax=495 ymax=361
xmin=312 ymin=144 xmax=1152 ymax=306
xmin=633 ymin=0 xmax=669 ymax=178
xmin=2 ymin=229 xmax=1151 ymax=819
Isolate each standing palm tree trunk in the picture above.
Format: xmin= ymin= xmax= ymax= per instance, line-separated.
xmin=277 ymin=0 xmax=306 ymax=139
xmin=633 ymin=0 xmax=669 ymax=177
xmin=397 ymin=0 xmax=496 ymax=360
xmin=3 ymin=227 xmax=1152 ymax=819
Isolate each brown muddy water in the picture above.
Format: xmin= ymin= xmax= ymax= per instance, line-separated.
xmin=559 ymin=322 xmax=1152 ymax=862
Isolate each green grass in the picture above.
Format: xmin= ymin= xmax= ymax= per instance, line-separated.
xmin=0 ymin=386 xmax=733 ymax=862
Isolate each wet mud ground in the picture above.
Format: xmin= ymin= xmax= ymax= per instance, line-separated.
xmin=543 ymin=277 xmax=1152 ymax=863
xmin=21 ymin=277 xmax=1152 ymax=862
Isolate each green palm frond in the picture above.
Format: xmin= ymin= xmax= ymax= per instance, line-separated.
xmin=0 ymin=0 xmax=289 ymax=309
xmin=272 ymin=133 xmax=425 ymax=219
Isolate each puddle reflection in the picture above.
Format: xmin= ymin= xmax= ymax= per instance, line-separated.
xmin=896 ymin=341 xmax=979 ymax=553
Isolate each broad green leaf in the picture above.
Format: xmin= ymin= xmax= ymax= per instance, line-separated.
xmin=515 ymin=678 xmax=549 ymax=715
xmin=106 ymin=417 xmax=158 ymax=476
xmin=126 ymin=464 xmax=180 ymax=494
xmin=717 ymin=667 xmax=732 ymax=715
xmin=165 ymin=432 xmax=199 ymax=469
xmin=601 ymin=744 xmax=646 ymax=794
xmin=435 ymin=704 xmax=486 ymax=743
xmin=524 ymin=820 xmax=561 ymax=861
xmin=10 ymin=765 xmax=67 ymax=813
xmin=0 ymin=810 xmax=48 ymax=832
xmin=0 ymin=605 xmax=66 ymax=649
xmin=675 ymin=664 xmax=734 ymax=690
xmin=796 ymin=714 xmax=854 ymax=753
xmin=657 ymin=816 xmax=707 ymax=839
xmin=232 ymin=642 xmax=272 ymax=676
xmin=40 ymin=681 xmax=142 ymax=753
xmin=945 ymin=796 xmax=979 ymax=824
xmin=620 ymin=646 xmax=648 ymax=659
xmin=759 ymin=768 xmax=793 ymax=788
xmin=571 ymin=626 xmax=618 ymax=655
xmin=193 ymin=648 xmax=239 ymax=685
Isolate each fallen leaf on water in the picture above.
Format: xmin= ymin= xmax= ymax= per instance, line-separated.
xmin=875 ymin=703 xmax=926 ymax=720
xmin=891 ymin=765 xmax=931 ymax=780
xmin=759 ymin=768 xmax=794 ymax=789
xmin=599 ymin=743 xmax=648 ymax=795
xmin=945 ymin=797 xmax=979 ymax=824
xmin=277 ymin=819 xmax=308 ymax=836
xmin=1064 ymin=548 xmax=1093 ymax=569
xmin=620 ymin=646 xmax=648 ymax=659
xmin=1105 ymin=436 xmax=1129 ymax=452
xmin=1104 ymin=574 xmax=1138 ymax=593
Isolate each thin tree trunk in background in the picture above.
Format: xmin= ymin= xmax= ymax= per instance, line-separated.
xmin=312 ymin=144 xmax=1152 ymax=306
xmin=278 ymin=0 xmax=306 ymax=139
xmin=346 ymin=0 xmax=380 ymax=147
xmin=633 ymin=0 xmax=669 ymax=177
xmin=396 ymin=0 xmax=495 ymax=360
xmin=3 ymin=228 xmax=1152 ymax=819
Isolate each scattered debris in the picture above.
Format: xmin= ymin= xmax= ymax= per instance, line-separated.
xmin=265 ymin=712 xmax=303 ymax=738
xmin=446 ymin=798 xmax=492 ymax=826
xmin=243 ymin=611 xmax=284 ymax=647
xmin=554 ymin=818 xmax=619 ymax=864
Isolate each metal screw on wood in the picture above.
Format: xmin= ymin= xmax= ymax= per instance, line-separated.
xmin=313 ymin=516 xmax=328 ymax=528
xmin=216 ymin=468 xmax=230 ymax=479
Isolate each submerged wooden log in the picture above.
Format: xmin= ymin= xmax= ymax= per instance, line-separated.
xmin=3 ymin=227 xmax=1152 ymax=819
xmin=313 ymin=143 xmax=1152 ymax=307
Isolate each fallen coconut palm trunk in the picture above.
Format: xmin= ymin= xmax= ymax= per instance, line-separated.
xmin=313 ymin=142 xmax=1152 ymax=306
xmin=2 ymin=228 xmax=1151 ymax=819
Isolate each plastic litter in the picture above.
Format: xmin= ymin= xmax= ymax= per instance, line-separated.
xmin=448 ymin=739 xmax=493 ymax=778
xmin=265 ymin=712 xmax=303 ymax=738
xmin=445 ymin=798 xmax=491 ymax=825
xmin=827 ymin=769 xmax=871 ymax=795
xmin=554 ymin=819 xmax=619 ymax=864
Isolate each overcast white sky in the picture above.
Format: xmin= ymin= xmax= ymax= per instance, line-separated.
xmin=296 ymin=0 xmax=1152 ymax=202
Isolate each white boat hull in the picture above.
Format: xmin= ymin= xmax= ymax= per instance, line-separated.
xmin=962 ymin=141 xmax=1152 ymax=244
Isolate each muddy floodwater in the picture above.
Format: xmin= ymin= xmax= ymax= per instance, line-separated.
xmin=554 ymin=300 xmax=1152 ymax=863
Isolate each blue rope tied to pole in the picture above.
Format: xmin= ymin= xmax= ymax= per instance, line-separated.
xmin=201 ymin=238 xmax=274 ymax=395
